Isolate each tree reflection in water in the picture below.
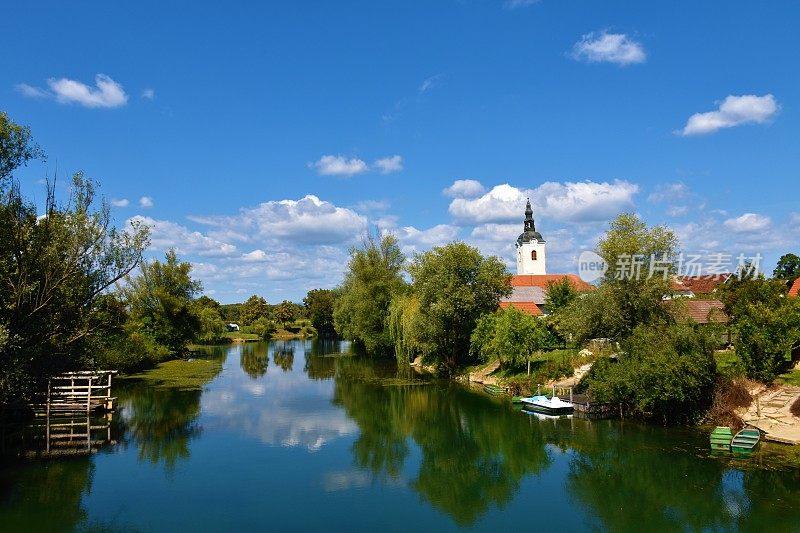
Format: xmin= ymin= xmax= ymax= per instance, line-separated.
xmin=332 ymin=358 xmax=551 ymax=525
xmin=239 ymin=343 xmax=269 ymax=379
xmin=272 ymin=341 xmax=294 ymax=372
xmin=117 ymin=386 xmax=203 ymax=472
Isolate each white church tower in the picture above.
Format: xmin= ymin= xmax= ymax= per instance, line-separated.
xmin=516 ymin=198 xmax=547 ymax=275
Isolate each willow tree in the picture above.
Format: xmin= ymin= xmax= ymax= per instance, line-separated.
xmin=333 ymin=233 xmax=406 ymax=355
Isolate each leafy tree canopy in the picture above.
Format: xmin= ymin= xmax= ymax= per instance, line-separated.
xmin=773 ymin=252 xmax=800 ymax=284
xmin=303 ymin=289 xmax=337 ymax=337
xmin=239 ymin=295 xmax=269 ymax=325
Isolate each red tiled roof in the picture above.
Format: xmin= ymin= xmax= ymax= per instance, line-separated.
xmin=790 ymin=278 xmax=800 ymax=298
xmin=676 ymin=274 xmax=733 ymax=294
xmin=499 ymin=301 xmax=543 ymax=316
xmin=510 ymin=274 xmax=594 ymax=291
xmin=671 ymin=299 xmax=728 ymax=324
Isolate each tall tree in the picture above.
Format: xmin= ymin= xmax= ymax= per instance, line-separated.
xmin=773 ymin=253 xmax=800 ymax=284
xmin=0 ymin=113 xmax=148 ymax=401
xmin=122 ymin=250 xmax=202 ymax=355
xmin=404 ymin=242 xmax=511 ymax=373
xmin=544 ymin=277 xmax=579 ymax=315
xmin=303 ymin=289 xmax=336 ymax=337
xmin=333 ymin=233 xmax=406 ymax=355
xmin=273 ymin=300 xmax=296 ymax=328
xmin=239 ymin=295 xmax=269 ymax=325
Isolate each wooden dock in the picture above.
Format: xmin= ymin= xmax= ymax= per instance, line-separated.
xmin=30 ymin=371 xmax=118 ymax=415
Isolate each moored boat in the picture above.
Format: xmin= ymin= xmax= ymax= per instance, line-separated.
xmin=483 ymin=383 xmax=505 ymax=396
xmin=519 ymin=394 xmax=574 ymax=415
xmin=731 ymin=428 xmax=760 ymax=456
xmin=710 ymin=426 xmax=733 ymax=452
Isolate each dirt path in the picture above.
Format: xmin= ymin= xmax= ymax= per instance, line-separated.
xmin=468 ymin=360 xmax=501 ymax=385
xmin=738 ymin=386 xmax=800 ymax=445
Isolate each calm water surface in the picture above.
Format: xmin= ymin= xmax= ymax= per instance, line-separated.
xmin=2 ymin=340 xmax=800 ymax=532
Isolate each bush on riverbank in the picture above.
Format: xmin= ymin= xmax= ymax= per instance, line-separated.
xmin=580 ymin=323 xmax=718 ymax=424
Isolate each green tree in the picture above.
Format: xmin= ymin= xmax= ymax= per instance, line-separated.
xmin=196 ymin=306 xmax=228 ymax=344
xmin=0 ymin=111 xmax=45 ymax=182
xmin=773 ymin=253 xmax=800 ymax=283
xmin=403 ymin=242 xmax=511 ymax=372
xmin=334 ymin=233 xmax=407 ymax=355
xmin=303 ymin=288 xmax=337 ymax=337
xmin=581 ymin=323 xmax=718 ymax=423
xmin=544 ymin=276 xmax=579 ymax=315
xmin=273 ymin=300 xmax=296 ymax=327
xmin=471 ymin=306 xmax=553 ymax=369
xmin=0 ymin=173 xmax=148 ymax=401
xmin=556 ymin=214 xmax=678 ymax=344
xmin=122 ymin=250 xmax=202 ymax=355
xmin=239 ymin=295 xmax=269 ymax=325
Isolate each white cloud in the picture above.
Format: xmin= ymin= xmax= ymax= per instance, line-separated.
xmin=111 ymin=198 xmax=129 ymax=207
xmin=129 ymin=216 xmax=238 ymax=257
xmin=193 ymin=194 xmax=367 ymax=246
xmin=15 ymin=84 xmax=49 ymax=98
xmin=448 ymin=180 xmax=638 ymax=224
xmin=667 ymin=206 xmax=689 ymax=217
xmin=395 ymin=224 xmax=460 ymax=247
xmin=47 ymin=74 xmax=128 ymax=108
xmin=678 ymin=94 xmax=779 ymax=136
xmin=723 ymin=213 xmax=771 ymax=233
xmin=443 ymin=179 xmax=486 ymax=199
xmin=506 ymin=0 xmax=539 ymax=7
xmin=572 ymin=31 xmax=646 ymax=65
xmin=374 ymin=155 xmax=403 ymax=174
xmin=141 ymin=88 xmax=155 ymax=99
xmin=354 ymin=200 xmax=390 ymax=212
xmin=241 ymin=250 xmax=268 ymax=262
xmin=139 ymin=196 xmax=154 ymax=208
xmin=309 ymin=155 xmax=368 ymax=176
xmin=419 ymin=74 xmax=444 ymax=93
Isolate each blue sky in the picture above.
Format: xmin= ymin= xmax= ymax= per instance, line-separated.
xmin=3 ymin=1 xmax=799 ymax=303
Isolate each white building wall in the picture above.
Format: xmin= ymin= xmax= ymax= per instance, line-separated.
xmin=516 ymin=240 xmax=547 ymax=275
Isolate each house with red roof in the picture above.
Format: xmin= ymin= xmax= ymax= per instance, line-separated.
xmin=789 ymin=277 xmax=800 ymax=298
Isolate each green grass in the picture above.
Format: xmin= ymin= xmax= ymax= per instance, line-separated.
xmin=714 ymin=350 xmax=744 ymax=377
xmin=777 ymin=369 xmax=800 ymax=386
xmin=119 ymin=358 xmax=223 ymax=390
xmin=224 ymin=331 xmax=260 ymax=341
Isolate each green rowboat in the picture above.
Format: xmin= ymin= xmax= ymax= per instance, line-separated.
xmin=710 ymin=426 xmax=733 ymax=452
xmin=731 ymin=428 xmax=760 ymax=456
xmin=483 ymin=384 xmax=505 ymax=396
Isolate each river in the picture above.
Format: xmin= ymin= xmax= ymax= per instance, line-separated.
xmin=1 ymin=340 xmax=799 ymax=531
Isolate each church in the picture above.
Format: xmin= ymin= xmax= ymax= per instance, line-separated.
xmin=499 ymin=199 xmax=593 ymax=316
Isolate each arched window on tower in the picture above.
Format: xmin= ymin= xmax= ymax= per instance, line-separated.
xmin=531 ymin=250 xmax=537 ymax=261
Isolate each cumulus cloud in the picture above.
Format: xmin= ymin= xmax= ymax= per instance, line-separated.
xmin=129 ymin=216 xmax=237 ymax=257
xmin=572 ymin=31 xmax=646 ymax=65
xmin=448 ymin=180 xmax=638 ymax=224
xmin=309 ymin=155 xmax=368 ymax=176
xmin=139 ymin=196 xmax=154 ymax=208
xmin=193 ymin=195 xmax=367 ymax=246
xmin=111 ymin=198 xmax=129 ymax=207
xmin=678 ymin=94 xmax=779 ymax=136
xmin=33 ymin=74 xmax=128 ymax=108
xmin=443 ymin=179 xmax=486 ymax=199
xmin=723 ymin=213 xmax=771 ymax=233
xmin=374 ymin=155 xmax=403 ymax=174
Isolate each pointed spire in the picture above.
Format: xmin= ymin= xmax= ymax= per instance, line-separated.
xmin=524 ymin=198 xmax=535 ymax=232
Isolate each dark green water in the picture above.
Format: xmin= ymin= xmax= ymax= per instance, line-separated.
xmin=2 ymin=340 xmax=800 ymax=532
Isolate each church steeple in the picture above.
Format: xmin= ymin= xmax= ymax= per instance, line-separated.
xmin=524 ymin=198 xmax=535 ymax=232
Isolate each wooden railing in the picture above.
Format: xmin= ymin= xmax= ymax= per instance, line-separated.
xmin=30 ymin=371 xmax=118 ymax=415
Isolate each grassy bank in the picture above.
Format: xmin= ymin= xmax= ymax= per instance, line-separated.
xmin=119 ymin=358 xmax=223 ymax=390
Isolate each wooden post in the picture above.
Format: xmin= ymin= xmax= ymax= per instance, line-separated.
xmin=86 ymin=376 xmax=92 ymax=415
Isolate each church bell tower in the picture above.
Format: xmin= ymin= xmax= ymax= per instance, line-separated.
xmin=515 ymin=199 xmax=547 ymax=275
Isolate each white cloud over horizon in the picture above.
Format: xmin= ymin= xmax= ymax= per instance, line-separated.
xmin=443 ymin=179 xmax=486 ymax=199
xmin=723 ymin=212 xmax=772 ymax=233
xmin=572 ymin=31 xmax=646 ymax=65
xmin=679 ymin=94 xmax=779 ymax=136
xmin=111 ymin=198 xmax=130 ymax=207
xmin=139 ymin=196 xmax=154 ymax=208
